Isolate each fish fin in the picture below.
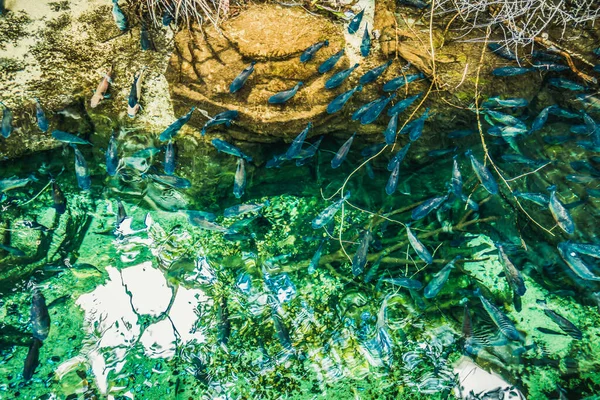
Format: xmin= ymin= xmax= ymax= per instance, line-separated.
xmin=104 ymin=94 xmax=111 ymax=99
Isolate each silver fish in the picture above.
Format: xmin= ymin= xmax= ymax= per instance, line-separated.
xmin=233 ymin=158 xmax=246 ymax=199
xmin=352 ymin=230 xmax=372 ymax=276
xmin=423 ymin=258 xmax=456 ymax=299
xmin=312 ymin=191 xmax=351 ymax=229
xmin=557 ymin=242 xmax=600 ymax=281
xmin=406 ymin=226 xmax=432 ymax=264
xmin=536 ymin=299 xmax=582 ymax=340
xmin=498 ymin=244 xmax=526 ymax=296
xmin=474 ymin=288 xmax=521 ymax=341
xmin=548 ymin=186 xmax=574 ymax=235
xmin=331 ymin=132 xmax=356 ymax=169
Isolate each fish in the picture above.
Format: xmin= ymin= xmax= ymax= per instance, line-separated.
xmin=105 ymin=133 xmax=118 ymax=177
xmin=318 ymin=49 xmax=344 ymax=74
xmin=127 ymin=67 xmax=147 ymax=118
xmin=359 ymin=60 xmax=394 ymax=85
xmin=488 ymin=43 xmax=520 ymax=61
xmin=230 ymin=62 xmax=256 ymax=93
xmin=140 ymin=20 xmax=155 ymax=51
xmin=295 ymin=136 xmax=323 ymax=166
xmin=325 ymin=63 xmax=359 ymax=89
xmin=233 ymin=158 xmax=246 ymax=199
xmin=326 ymin=84 xmax=362 ymax=114
xmin=73 ymin=147 xmax=91 ymax=190
xmin=488 ymin=125 xmax=528 ymax=138
xmin=34 ymin=98 xmax=49 ymax=132
xmin=1 ymin=102 xmax=13 ymax=138
xmin=474 ymin=288 xmax=521 ymax=341
xmin=268 ymin=82 xmax=303 ymax=104
xmin=387 ymin=93 xmax=421 ymax=116
xmin=361 ymin=94 xmax=396 ymax=124
xmin=485 ymin=110 xmax=527 ymax=130
xmin=51 ymin=130 xmax=92 ymax=145
xmin=482 ymin=96 xmax=529 ymax=109
xmin=549 ymin=106 xmax=579 ymax=119
xmin=132 ymin=147 xmax=160 ymax=158
xmin=284 ymin=122 xmax=311 ymax=160
xmin=386 ymin=160 xmax=401 ymax=195
xmin=200 ymin=110 xmax=239 ymax=136
xmin=23 ymin=338 xmax=42 ymax=382
xmin=145 ymin=173 xmax=191 ymax=189
xmin=272 ymin=312 xmax=293 ymax=350
xmin=411 ymin=194 xmax=449 ymax=220
xmin=31 ymin=289 xmax=50 ymax=341
xmin=427 ymin=147 xmax=457 ymax=157
xmin=512 ymin=191 xmax=549 ymax=206
xmin=0 ymin=243 xmax=26 ymax=257
xmin=423 ymin=258 xmax=457 ymax=298
xmin=380 ymin=277 xmax=423 ymax=290
xmin=501 ymin=154 xmax=548 ymax=167
xmin=497 ymin=244 xmax=526 ymax=296
xmin=51 ymin=179 xmax=66 ymax=214
xmin=536 ymin=299 xmax=582 ymax=340
xmin=360 ymin=24 xmax=371 ymax=57
xmin=188 ymin=214 xmax=233 ymax=233
xmin=352 ymin=95 xmax=386 ymax=121
xmin=162 ymin=5 xmax=174 ymax=25
xmin=159 ymin=107 xmax=195 ymax=141
xmin=451 ymin=156 xmax=463 ymax=197
xmin=90 ymin=67 xmax=112 ymax=109
xmin=408 ymin=109 xmax=429 ymax=141
xmin=0 ymin=176 xmax=32 ymax=193
xmin=465 ymin=149 xmax=498 ymax=195
xmin=122 ymin=156 xmax=149 ymax=172
xmin=112 ymin=0 xmax=128 ymax=31
xmin=398 ymin=0 xmax=429 ymax=8
xmin=384 ymin=113 xmax=398 ymax=144
xmin=565 ymin=242 xmax=600 ymax=259
xmin=447 ymin=129 xmax=474 ymax=139
xmin=406 ymin=226 xmax=432 ymax=264
xmin=265 ymin=154 xmax=286 ymax=168
xmin=308 ymin=240 xmax=324 ymax=274
xmin=331 ymin=132 xmax=356 ymax=168
xmin=20 ymin=221 xmax=52 ymax=233
xmin=116 ymin=199 xmax=127 ymax=226
xmin=300 ymin=40 xmax=329 ymax=63
xmin=548 ymin=78 xmax=585 ymax=91
xmin=348 ymin=9 xmax=364 ymax=34
xmin=361 ymin=142 xmax=386 ymax=158
xmin=164 ymin=141 xmax=175 ymax=175
xmin=382 ymin=73 xmax=425 ymax=92
xmin=566 ymin=175 xmax=595 ymax=184
xmin=224 ymin=201 xmax=267 ymax=218
xmin=532 ymin=61 xmax=569 ymax=71
xmin=185 ymin=210 xmax=217 ymax=222
xmin=352 ymin=230 xmax=372 ymax=276
xmin=582 ymin=112 xmax=598 ymax=136
xmin=586 ymin=188 xmax=600 ymax=197
xmin=536 ymin=327 xmax=566 ymax=336
xmin=217 ymin=296 xmax=230 ymax=347
xmin=548 ymin=185 xmax=575 ymax=235
xmin=387 ymin=142 xmax=411 ymax=171
xmin=211 ymin=138 xmax=253 ymax=162
xmin=557 ymin=242 xmax=600 ymax=281
xmin=311 ymin=191 xmax=351 ymax=229
xmin=492 ymin=67 xmax=534 ymax=76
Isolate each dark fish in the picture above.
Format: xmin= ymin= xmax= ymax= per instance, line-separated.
xmin=387 ymin=142 xmax=411 ymax=171
xmin=408 ymin=109 xmax=429 ymax=141
xmin=544 ymin=135 xmax=573 ymax=145
xmin=348 ymin=9 xmax=364 ymax=34
xmin=586 ymin=188 xmax=600 ymax=197
xmin=465 ymin=149 xmax=498 ymax=195
xmin=300 ymin=40 xmax=329 ymax=63
xmin=31 ymin=289 xmax=50 ymax=341
xmin=106 ymin=132 xmax=118 ymax=177
xmin=352 ymin=230 xmax=372 ymax=276
xmin=51 ymin=130 xmax=91 ymax=145
xmin=474 ymin=288 xmax=521 ymax=341
xmin=383 ymin=73 xmax=425 ymax=92
xmin=447 ymin=129 xmax=474 ymax=139
xmin=488 ymin=43 xmax=520 ymax=61
xmin=536 ymin=300 xmax=582 ymax=340
xmin=51 ymin=179 xmax=66 ymax=214
xmin=501 ymin=154 xmax=548 ymax=167
xmin=497 ymin=244 xmax=526 ymax=296
xmin=23 ymin=338 xmax=42 ymax=382
xmin=512 ymin=191 xmax=549 ymax=206
xmin=284 ymin=122 xmax=312 ymax=160
xmin=145 ymin=173 xmax=191 ymax=189
xmin=312 ymin=191 xmax=351 ymax=229
xmin=427 ymin=147 xmax=457 ymax=157
xmin=482 ymin=96 xmax=528 ymax=109
xmin=295 ymin=136 xmax=323 ymax=166
xmin=326 ymin=84 xmax=362 ymax=114
xmin=308 ymin=240 xmax=324 ymax=274
xmin=548 ymin=78 xmax=585 ymax=91
xmin=211 ymin=138 xmax=252 ymax=162
xmin=352 ymin=96 xmax=385 ymax=121
xmin=268 ymin=82 xmax=303 ymax=104
xmin=406 ymin=225 xmax=432 ymax=264
xmin=112 ymin=0 xmax=127 ymax=31
xmin=200 ymin=110 xmax=239 ymax=136
xmin=331 ymin=132 xmax=356 ymax=168
xmin=325 ymin=63 xmax=359 ymax=89
xmin=140 ymin=20 xmax=155 ymax=51
xmin=398 ymin=0 xmax=429 ymax=8
xmin=384 ymin=113 xmax=398 ymax=144
xmin=34 ymin=98 xmax=49 ymax=132
xmin=272 ymin=312 xmax=293 ymax=350
xmin=387 ymin=93 xmax=421 ymax=116
xmin=423 ymin=258 xmax=456 ymax=299
xmin=548 ymin=185 xmax=574 ymax=235
xmin=164 ymin=141 xmax=175 ymax=175
xmin=230 ymin=63 xmax=256 ymax=93
xmin=361 ymin=142 xmax=386 ymax=158
xmin=380 ymin=277 xmax=423 ymax=290
xmin=73 ymin=147 xmax=91 ymax=190
xmin=492 ymin=67 xmax=534 ymax=76
xmin=233 ymin=158 xmax=246 ymax=199
xmin=318 ymin=49 xmax=344 ymax=74
xmin=127 ymin=67 xmax=146 ymax=118
xmin=1 ymin=102 xmax=12 ymax=138
xmin=116 ymin=199 xmax=127 ymax=226
xmin=265 ymin=154 xmax=287 ymax=168
xmin=536 ymin=327 xmax=566 ymax=336
xmin=0 ymin=176 xmax=32 ymax=193
xmin=411 ymin=194 xmax=448 ymax=220
xmin=360 ymin=24 xmax=371 ymax=57
xmin=217 ymin=296 xmax=230 ymax=346
xmin=162 ymin=5 xmax=174 ymax=25
xmin=159 ymin=107 xmax=195 ymax=141
xmin=0 ymin=243 xmax=26 ymax=257
xmin=359 ymin=60 xmax=393 ymax=85
xmin=385 ymin=160 xmax=401 ymax=195
xmin=361 ymin=94 xmax=396 ymax=124
xmin=558 ymin=242 xmax=600 ymax=281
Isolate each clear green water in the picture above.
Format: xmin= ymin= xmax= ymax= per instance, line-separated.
xmin=1 ymin=107 xmax=600 ymax=400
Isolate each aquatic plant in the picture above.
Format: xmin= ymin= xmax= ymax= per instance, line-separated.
xmin=142 ymin=0 xmax=230 ymax=27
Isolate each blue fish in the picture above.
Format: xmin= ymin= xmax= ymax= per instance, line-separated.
xmin=361 ymin=142 xmax=386 ymax=158
xmin=387 ymin=93 xmax=421 ymax=116
xmin=164 ymin=141 xmax=175 ymax=175
xmin=352 ymin=95 xmax=385 ymax=121
xmin=549 ymin=106 xmax=579 ymax=119
xmin=481 ymin=96 xmax=528 ymax=109
xmin=387 ymin=142 xmax=411 ymax=171
xmin=497 ymin=245 xmax=526 ymax=296
xmin=352 ymin=230 xmax=372 ymax=276
xmin=465 ymin=149 xmax=498 ymax=195
xmin=201 ymin=110 xmax=239 ymax=135
xmin=308 ymin=240 xmax=325 ymax=274
xmin=347 ymin=9 xmax=364 ymax=34
xmin=285 ymin=122 xmax=312 ymax=160
xmin=300 ymin=40 xmax=329 ymax=63
xmin=140 ymin=21 xmax=154 ymax=51
xmin=325 ymin=63 xmax=359 ymax=89
xmin=408 ymin=109 xmax=429 ymax=141
xmin=145 ymin=173 xmax=191 ymax=189
xmin=230 ymin=62 xmax=256 ymax=93
xmin=318 ymin=49 xmax=344 ymax=74
xmin=423 ymin=258 xmax=457 ymax=298
xmin=359 ymin=60 xmax=393 ymax=85
xmin=224 ymin=201 xmax=267 ymax=218
xmin=312 ymin=192 xmax=351 ymax=229
xmin=268 ymin=82 xmax=303 ymax=104
xmin=386 ymin=158 xmax=401 ymax=195
xmin=296 ymin=136 xmax=323 ymax=166
xmin=532 ymin=61 xmax=568 ymax=71
xmin=451 ymin=156 xmax=463 ymax=198
xmin=558 ymin=242 xmax=600 ymax=281
xmin=529 ymin=105 xmax=554 ymax=134
xmin=380 ymin=277 xmax=423 ymax=289
xmin=127 ymin=67 xmax=146 ymax=118
xmin=34 ymin=98 xmax=49 ymax=132
xmin=570 ymin=125 xmax=588 ymax=134
xmin=501 ymin=154 xmax=548 ymax=167
xmin=474 ymin=288 xmax=521 ymax=341
xmin=488 ymin=43 xmax=520 ymax=61
xmin=326 ymin=84 xmax=362 ymax=114
xmin=382 ymin=73 xmax=424 ymax=92
xmin=211 ymin=138 xmax=253 ymax=162
xmin=548 ymin=78 xmax=585 ymax=91
xmin=360 ymin=93 xmax=396 ymax=124
xmin=52 ymin=130 xmax=92 ymax=145
xmin=360 ymin=25 xmax=371 ymax=57
xmin=548 ymin=185 xmax=575 ymax=235
xmin=492 ymin=67 xmax=534 ymax=76
xmin=112 ymin=0 xmax=128 ymax=31
xmin=73 ymin=147 xmax=91 ymax=190
xmin=331 ymin=132 xmax=356 ymax=169
xmin=488 ymin=125 xmax=528 ymax=138
xmin=106 ymin=132 xmax=118 ymax=177
xmin=485 ymin=110 xmax=527 ymax=130
xmin=233 ymin=158 xmax=246 ymax=199
xmin=411 ymin=194 xmax=449 ymax=220
xmin=384 ymin=113 xmax=398 ymax=144
xmin=582 ymin=111 xmax=598 ymax=136
xmin=427 ymin=147 xmax=457 ymax=157
xmin=406 ymin=226 xmax=432 ymax=264
xmin=159 ymin=107 xmax=195 ymax=141
xmin=1 ymin=102 xmax=13 ymax=138
xmin=447 ymin=129 xmax=474 ymax=139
